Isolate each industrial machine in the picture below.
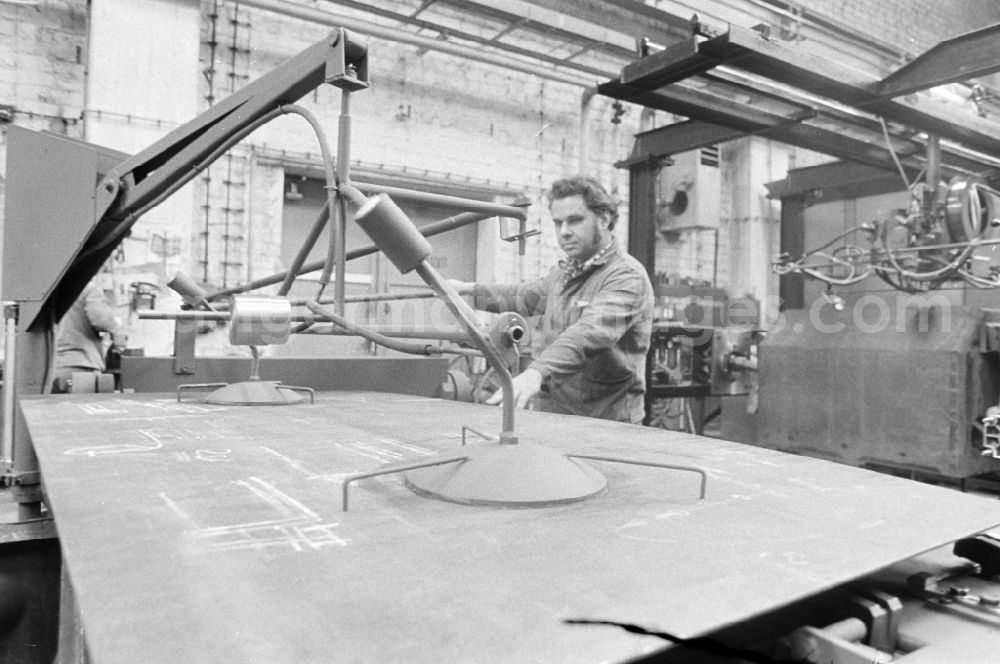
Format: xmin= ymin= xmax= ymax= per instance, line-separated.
xmin=0 ymin=20 xmax=999 ymax=664
xmin=600 ymin=18 xmax=1000 ymax=485
xmin=644 ymin=320 xmax=761 ymax=434
xmin=762 ymin=167 xmax=1000 ymax=484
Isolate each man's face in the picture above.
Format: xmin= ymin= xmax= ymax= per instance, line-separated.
xmin=550 ymin=194 xmax=609 ymax=262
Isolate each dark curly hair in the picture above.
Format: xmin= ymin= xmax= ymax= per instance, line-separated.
xmin=547 ymin=176 xmax=619 ymax=230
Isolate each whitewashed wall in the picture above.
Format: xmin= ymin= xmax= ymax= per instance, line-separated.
xmin=85 ymin=0 xmax=202 ymax=353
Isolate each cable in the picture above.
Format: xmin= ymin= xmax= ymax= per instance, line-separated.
xmin=307 ymin=301 xmax=460 ymax=357
xmin=272 ymin=103 xmax=343 ymax=334
xmin=878 ymin=116 xmax=913 ymax=189
xmin=272 ymin=104 xmax=339 ymax=303
xmin=801 ymin=224 xmax=874 ymax=258
xmin=882 ymin=235 xmax=980 ymax=281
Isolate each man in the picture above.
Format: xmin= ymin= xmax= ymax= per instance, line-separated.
xmin=53 ymin=279 xmax=127 ymax=391
xmin=454 ymin=176 xmax=654 ymax=424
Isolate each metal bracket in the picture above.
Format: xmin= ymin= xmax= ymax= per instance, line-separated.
xmin=908 ymin=565 xmax=1000 ymax=622
xmin=498 ymin=208 xmax=539 ymax=256
xmin=709 ymin=327 xmax=762 ymax=396
xmin=977 ymin=405 xmax=1000 ymax=458
xmin=954 ymin=533 xmax=1000 ymax=578
xmin=848 ymin=590 xmax=901 ymax=652
xmin=173 ymin=319 xmax=197 ymax=375
xmin=326 ymin=28 xmax=369 ymax=91
xmin=10 ymin=471 xmax=44 ymax=506
xmin=488 ymin=312 xmax=529 ymax=375
xmin=983 ymin=322 xmax=1000 ymax=352
xmin=11 ymin=470 xmax=40 ymax=486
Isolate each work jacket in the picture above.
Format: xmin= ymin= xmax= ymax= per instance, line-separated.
xmin=56 ymin=283 xmax=121 ymax=373
xmin=471 ymin=243 xmax=654 ymax=424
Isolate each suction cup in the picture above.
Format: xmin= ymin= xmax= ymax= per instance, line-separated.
xmin=202 ymin=380 xmax=306 ymax=406
xmin=404 ymin=442 xmax=607 ymax=507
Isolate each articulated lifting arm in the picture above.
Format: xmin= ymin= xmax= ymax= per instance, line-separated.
xmin=55 ymin=29 xmax=369 ymax=329
xmin=3 ymin=25 xmax=529 ymax=516
xmin=1 ymin=28 xmax=368 ymax=516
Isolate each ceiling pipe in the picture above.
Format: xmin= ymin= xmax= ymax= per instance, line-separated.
xmin=579 ymin=87 xmax=597 ymax=172
xmin=237 ymin=0 xmax=609 ymax=88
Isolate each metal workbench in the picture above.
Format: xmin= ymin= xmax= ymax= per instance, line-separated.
xmin=21 ymin=392 xmax=1000 ymax=663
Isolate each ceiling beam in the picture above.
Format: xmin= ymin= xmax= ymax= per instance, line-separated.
xmin=454 ymin=0 xmax=637 ymax=51
xmin=875 ymin=22 xmax=1000 ymax=98
xmin=599 ymin=79 xmax=993 ymax=177
xmin=611 ymin=23 xmax=1000 ymax=159
xmin=312 ymin=0 xmax=617 ymax=80
xmin=619 ymin=38 xmax=713 ymax=88
xmin=243 ymin=0 xmax=597 ymax=86
xmin=517 ymin=0 xmax=693 ymax=46
xmin=765 ymin=161 xmax=911 ymax=201
xmin=619 ymin=120 xmax=748 ymax=165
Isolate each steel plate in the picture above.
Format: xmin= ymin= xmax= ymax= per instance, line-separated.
xmin=20 ymin=392 xmax=1000 ymax=664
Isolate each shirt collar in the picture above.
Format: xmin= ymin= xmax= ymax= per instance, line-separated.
xmin=559 ymin=239 xmax=616 ymax=285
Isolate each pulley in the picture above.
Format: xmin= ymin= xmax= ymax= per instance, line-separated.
xmin=944 ymin=175 xmax=1000 ymax=243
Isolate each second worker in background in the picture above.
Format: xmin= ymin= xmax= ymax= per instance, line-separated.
xmin=53 ymin=278 xmax=128 ymax=393
xmin=453 ymin=175 xmax=654 ymax=424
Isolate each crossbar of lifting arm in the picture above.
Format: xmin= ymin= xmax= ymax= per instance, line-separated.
xmin=354 ymin=183 xmax=530 ymax=218
xmin=203 ymin=210 xmax=514 ymax=301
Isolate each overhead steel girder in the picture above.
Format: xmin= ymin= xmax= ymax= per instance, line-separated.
xmin=765 ymin=160 xmax=916 ymax=202
xmin=600 ymin=80 xmax=987 ymax=177
xmin=609 ymin=23 xmax=1000 ymax=160
xmin=618 ymin=120 xmax=747 ymax=167
xmin=517 ymin=0 xmax=693 ymax=44
xmin=876 ymin=22 xmax=1000 ymax=99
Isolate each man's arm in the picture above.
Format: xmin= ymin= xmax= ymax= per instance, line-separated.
xmin=485 ymin=270 xmax=652 ymax=409
xmin=82 ymin=285 xmax=127 ymax=347
xmin=529 ymin=270 xmax=651 ymax=382
xmin=483 ymin=366 xmax=543 ymax=409
xmin=447 ymin=276 xmax=552 ymax=409
xmin=449 ymin=276 xmax=553 ymax=317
